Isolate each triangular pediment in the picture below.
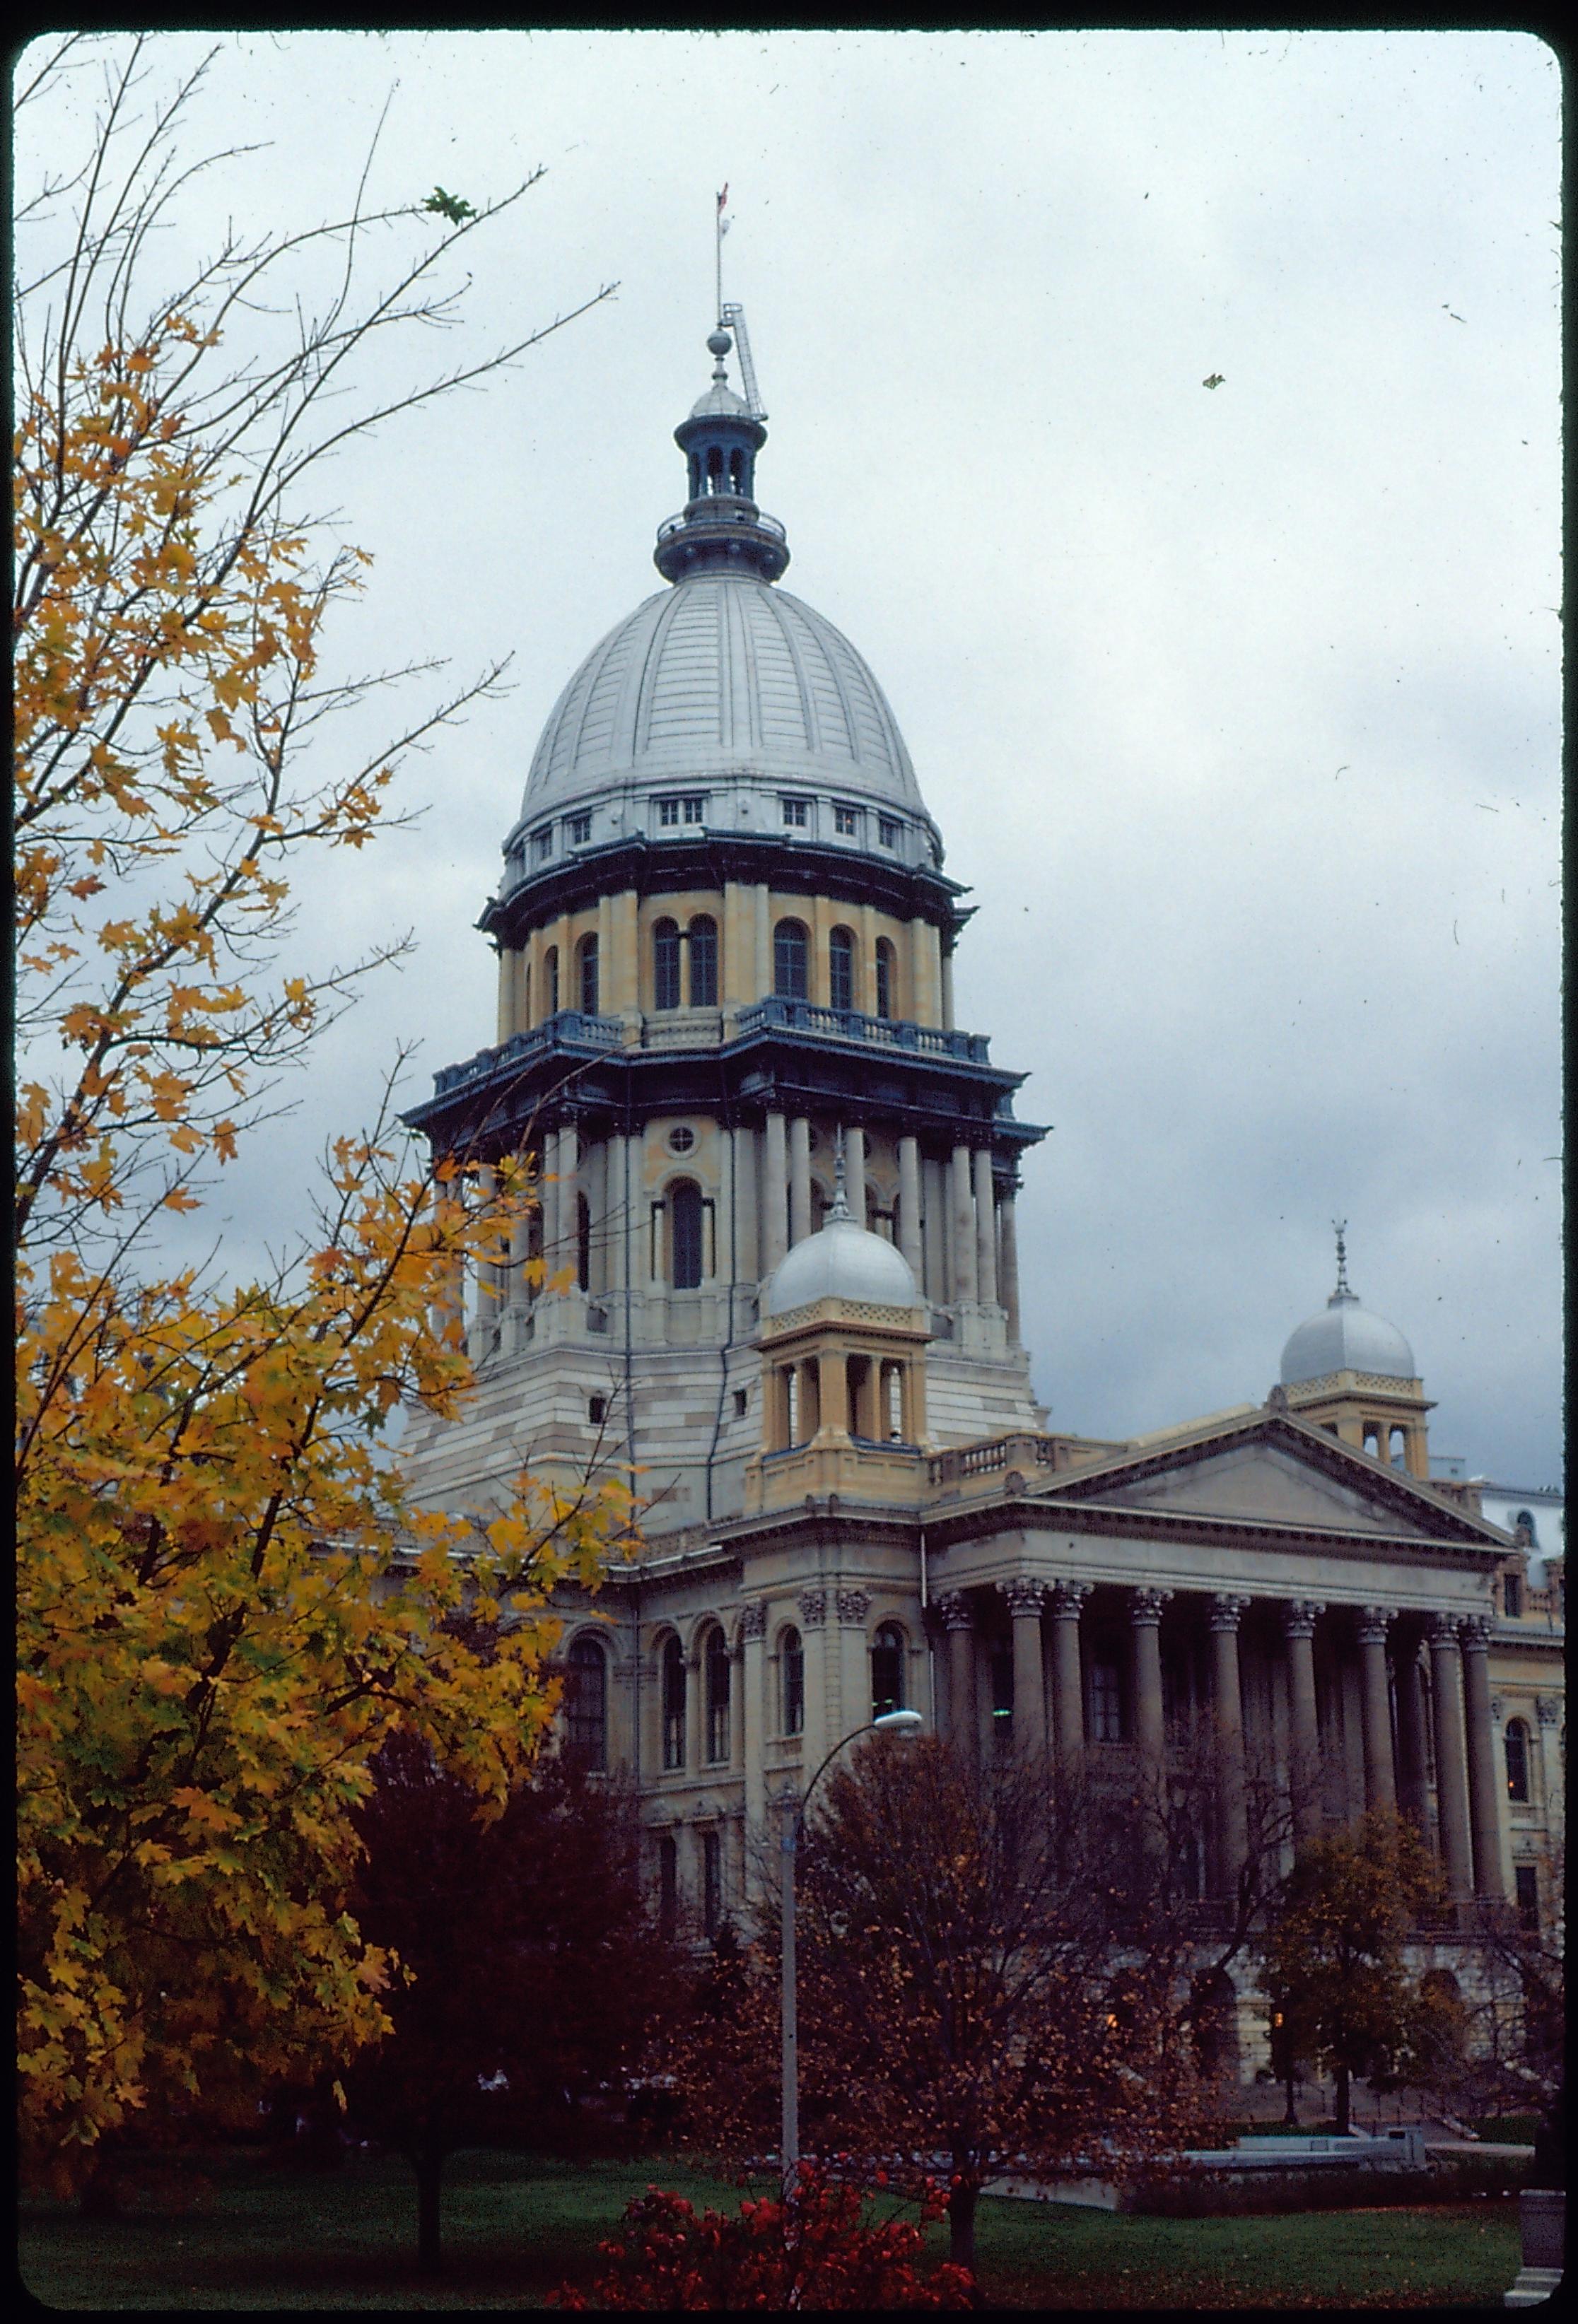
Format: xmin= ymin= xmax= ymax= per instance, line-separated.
xmin=1041 ymin=1413 xmax=1504 ymax=1546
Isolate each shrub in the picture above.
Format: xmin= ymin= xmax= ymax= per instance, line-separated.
xmin=1132 ymin=2154 xmax=1531 ymax=2217
xmin=553 ymin=2164 xmax=974 ymax=2310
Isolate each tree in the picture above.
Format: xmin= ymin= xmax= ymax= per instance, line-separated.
xmin=653 ymin=1737 xmax=1208 ymax=2274
xmin=1257 ymin=1812 xmax=1447 ymax=2134
xmin=13 ymin=35 xmax=624 ymax=2191
xmin=335 ymin=1732 xmax=682 ymax=2274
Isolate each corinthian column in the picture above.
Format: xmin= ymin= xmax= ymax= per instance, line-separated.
xmin=973 ymin=1147 xmax=998 ymax=1308
xmin=950 ymin=1146 xmax=977 ymax=1304
xmin=1393 ymin=1627 xmax=1432 ymax=1838
xmin=1209 ymin=1594 xmax=1251 ymax=1898
xmin=1355 ymin=1606 xmax=1398 ymax=1814
xmin=936 ymin=1592 xmax=976 ymax=1765
xmin=789 ymin=1117 xmax=812 ymax=1247
xmin=1049 ymin=1581 xmax=1090 ymax=1768
xmin=1459 ymin=1616 xmax=1507 ymax=1902
xmin=845 ymin=1125 xmax=867 ymax=1227
xmin=897 ymin=1135 xmax=923 ymax=1287
xmin=1427 ymin=1614 xmax=1473 ymax=1903
xmin=1281 ymin=1600 xmax=1324 ymax=1848
xmin=999 ymin=1580 xmax=1047 ymax=1759
xmin=762 ymin=1113 xmax=788 ymax=1276
xmin=998 ymin=1187 xmax=1021 ymax=1344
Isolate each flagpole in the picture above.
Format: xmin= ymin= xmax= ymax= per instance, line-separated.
xmin=715 ymin=194 xmax=723 ymax=327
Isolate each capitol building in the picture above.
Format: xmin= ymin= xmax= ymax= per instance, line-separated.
xmin=403 ymin=322 xmax=1562 ymax=2070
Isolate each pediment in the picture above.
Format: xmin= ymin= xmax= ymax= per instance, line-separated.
xmin=1049 ymin=1426 xmax=1480 ymax=1543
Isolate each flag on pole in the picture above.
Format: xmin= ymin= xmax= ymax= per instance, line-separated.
xmin=716 ymin=184 xmax=731 ymax=235
xmin=717 ymin=184 xmax=728 ymax=212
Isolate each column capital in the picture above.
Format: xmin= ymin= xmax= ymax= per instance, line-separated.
xmin=1355 ymin=1604 xmax=1396 ymax=1647
xmin=1426 ymin=1612 xmax=1461 ymax=1651
xmin=740 ymin=1602 xmax=767 ymax=1643
xmin=1536 ymin=1695 xmax=1560 ymax=1725
xmin=1208 ymin=1592 xmax=1251 ymax=1633
xmin=934 ymin=1591 xmax=974 ymax=1634
xmin=998 ymin=1578 xmax=1047 ymax=1617
xmin=1281 ymin=1599 xmax=1325 ymax=1640
xmin=1457 ymin=1614 xmax=1492 ymax=1653
xmin=1051 ymin=1579 xmax=1092 ymax=1620
xmin=836 ymin=1587 xmax=870 ymax=1628
xmin=797 ymin=1588 xmax=828 ymax=1630
xmin=1128 ymin=1586 xmax=1172 ymax=1628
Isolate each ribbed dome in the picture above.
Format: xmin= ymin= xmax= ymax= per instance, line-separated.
xmin=1280 ymin=1289 xmax=1417 ymax=1386
xmin=765 ymin=1212 xmax=920 ymax=1317
xmin=519 ymin=571 xmax=930 ymax=823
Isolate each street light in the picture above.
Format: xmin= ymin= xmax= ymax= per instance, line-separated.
xmin=780 ymin=1706 xmax=923 ymax=2183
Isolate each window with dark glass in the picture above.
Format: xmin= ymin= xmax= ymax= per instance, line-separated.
xmin=567 ymin=811 xmax=592 ymax=845
xmin=653 ymin=918 xmax=681 ymax=1010
xmin=544 ymin=946 xmax=559 ymax=1015
xmin=781 ymin=795 xmax=810 ymax=828
xmin=990 ymin=1646 xmax=1014 ymax=1747
xmin=781 ymin=1626 xmax=805 ymax=1735
xmin=682 ymin=794 xmax=705 ymax=824
xmin=829 ymin=926 xmax=855 ymax=1014
xmin=1090 ymin=1658 xmax=1123 ymax=1743
xmin=871 ymin=1622 xmax=905 ymax=1719
xmin=576 ymin=1191 xmax=590 ymax=1292
xmin=875 ymin=938 xmax=895 ymax=1021
xmin=670 ymin=1178 xmax=703 ymax=1289
xmin=566 ymin=1637 xmax=607 ymax=1768
xmin=532 ymin=824 xmax=553 ymax=860
xmin=578 ymin=933 xmax=599 ymax=1016
xmin=658 ymin=797 xmax=680 ymax=828
xmin=878 ymin=816 xmax=899 ymax=847
xmin=688 ymin=915 xmax=718 ymax=1007
xmin=658 ymin=1834 xmax=678 ymax=1937
xmin=1503 ymin=1571 xmax=1523 ymax=1618
xmin=1514 ymin=1862 xmax=1539 ymax=1931
xmin=702 ymin=1830 xmax=723 ymax=1936
xmin=834 ymin=804 xmax=858 ymax=836
xmin=774 ymin=918 xmax=809 ymax=1000
xmin=661 ymin=1636 xmax=686 ymax=1770
xmin=1504 ymin=1718 xmax=1531 ymax=1802
xmin=705 ymin=1627 xmax=730 ymax=1763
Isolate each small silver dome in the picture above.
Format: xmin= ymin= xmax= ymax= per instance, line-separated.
xmin=689 ymin=379 xmax=752 ymax=420
xmin=1280 ymin=1289 xmax=1416 ymax=1385
xmin=765 ymin=1211 xmax=920 ymax=1317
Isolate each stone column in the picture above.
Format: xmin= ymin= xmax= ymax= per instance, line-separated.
xmin=1427 ymin=1614 xmax=1473 ymax=1904
xmin=940 ymin=945 xmax=955 ymax=1031
xmin=741 ymin=1604 xmax=766 ymax=1867
xmin=921 ymin=1156 xmax=947 ymax=1302
xmin=1129 ymin=1587 xmax=1171 ymax=1766
xmin=1209 ymin=1594 xmax=1251 ymax=1898
xmin=937 ymin=1593 xmax=976 ymax=1764
xmin=761 ymin=1113 xmax=788 ymax=1277
xmin=950 ymin=1145 xmax=977 ymax=1304
xmin=1000 ymin=1580 xmax=1048 ymax=1759
xmin=789 ymin=1117 xmax=812 ymax=1247
xmin=1393 ymin=1628 xmax=1432 ymax=1838
xmin=1049 ymin=1581 xmax=1090 ymax=1767
xmin=732 ymin=1125 xmax=759 ymax=1285
xmin=1281 ymin=1601 xmax=1324 ymax=1848
xmin=554 ymin=1123 xmax=579 ymax=1289
xmin=998 ymin=1187 xmax=1021 ymax=1344
xmin=1355 ymin=1607 xmax=1398 ymax=1814
xmin=837 ymin=1588 xmax=871 ymax=1733
xmin=897 ymin=1135 xmax=923 ymax=1285
xmin=431 ymin=1250 xmax=465 ymax=1344
xmin=973 ymin=1147 xmax=998 ymax=1308
xmin=846 ymin=1125 xmax=867 ymax=1227
xmin=797 ymin=1589 xmax=830 ymax=1779
xmin=1459 ymin=1616 xmax=1507 ymax=1902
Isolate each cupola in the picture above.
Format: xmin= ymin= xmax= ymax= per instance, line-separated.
xmin=1278 ymin=1226 xmax=1433 ymax=1477
xmin=653 ymin=329 xmax=790 ymax=584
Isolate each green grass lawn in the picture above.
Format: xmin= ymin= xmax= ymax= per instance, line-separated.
xmin=18 ymin=2147 xmax=1522 ymax=2311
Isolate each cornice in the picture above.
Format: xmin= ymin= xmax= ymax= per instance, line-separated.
xmin=923 ymin=1491 xmax=1507 ymax=1570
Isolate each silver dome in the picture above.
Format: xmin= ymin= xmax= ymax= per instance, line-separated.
xmin=517 ymin=571 xmax=933 ymax=830
xmin=765 ymin=1212 xmax=920 ymax=1317
xmin=1280 ymin=1289 xmax=1417 ymax=1385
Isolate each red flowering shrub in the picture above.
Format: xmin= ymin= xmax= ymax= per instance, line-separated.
xmin=554 ymin=2162 xmax=975 ymax=2310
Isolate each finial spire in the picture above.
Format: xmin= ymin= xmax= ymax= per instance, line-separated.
xmin=715 ymin=184 xmax=730 ymax=329
xmin=829 ymin=1127 xmax=852 ymax=1223
xmin=1331 ymin=1219 xmax=1352 ymax=1299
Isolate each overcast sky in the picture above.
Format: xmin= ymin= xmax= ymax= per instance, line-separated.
xmin=21 ymin=30 xmax=1562 ymax=1489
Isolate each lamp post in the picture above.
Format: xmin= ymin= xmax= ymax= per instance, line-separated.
xmin=780 ymin=1706 xmax=923 ymax=2183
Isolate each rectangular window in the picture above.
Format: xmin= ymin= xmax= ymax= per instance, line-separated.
xmin=781 ymin=795 xmax=810 ymax=828
xmin=1090 ymin=1659 xmax=1123 ymax=1743
xmin=658 ymin=1836 xmax=678 ymax=1938
xmin=567 ymin=811 xmax=592 ymax=845
xmin=702 ymin=1831 xmax=723 ymax=1937
xmin=1514 ymin=1863 xmax=1539 ymax=1930
xmin=834 ymin=804 xmax=859 ymax=836
xmin=658 ymin=797 xmax=680 ymax=828
xmin=532 ymin=825 xmax=553 ymax=861
xmin=682 ymin=794 xmax=706 ymax=823
xmin=783 ymin=1638 xmax=805 ymax=1735
xmin=1502 ymin=1572 xmax=1523 ymax=1617
xmin=878 ymin=816 xmax=899 ymax=847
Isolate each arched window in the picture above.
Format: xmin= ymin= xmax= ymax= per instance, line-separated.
xmin=829 ymin=925 xmax=855 ymax=1014
xmin=544 ymin=945 xmax=559 ymax=1016
xmin=658 ymin=1833 xmax=678 ymax=1937
xmin=774 ymin=917 xmax=809 ymax=1001
xmin=781 ymin=1626 xmax=805 ymax=1735
xmin=576 ymin=1191 xmax=591 ymax=1293
xmin=688 ymin=914 xmax=718 ymax=1007
xmin=661 ymin=1636 xmax=686 ymax=1770
xmin=728 ymin=447 xmax=744 ymax=495
xmin=704 ymin=1626 xmax=731 ymax=1763
xmin=577 ymin=932 xmax=599 ymax=1016
xmin=1514 ymin=1508 xmax=1538 ymax=1547
xmin=670 ymin=1178 xmax=703 ymax=1289
xmin=702 ymin=1830 xmax=723 ymax=1935
xmin=653 ymin=918 xmax=681 ymax=1011
xmin=706 ymin=444 xmax=723 ymax=493
xmin=566 ymin=1636 xmax=607 ymax=1768
xmin=1504 ymin=1718 xmax=1531 ymax=1802
xmin=871 ymin=1622 xmax=906 ymax=1719
xmin=875 ymin=937 xmax=895 ymax=1021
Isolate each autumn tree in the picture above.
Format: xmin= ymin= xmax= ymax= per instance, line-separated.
xmin=653 ymin=1737 xmax=1208 ymax=2274
xmin=332 ymin=1732 xmax=683 ymax=2274
xmin=1257 ymin=1811 xmax=1449 ymax=2134
xmin=13 ymin=34 xmax=624 ymax=2192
